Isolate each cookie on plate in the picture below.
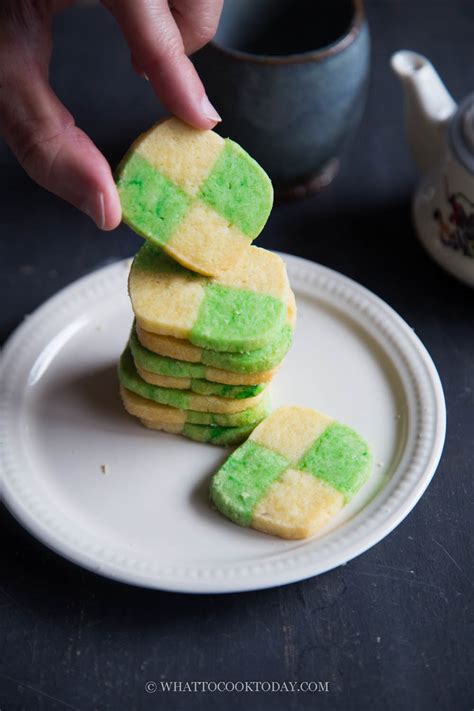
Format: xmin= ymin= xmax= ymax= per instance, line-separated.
xmin=135 ymin=363 xmax=267 ymax=399
xmin=116 ymin=117 xmax=273 ymax=276
xmin=133 ymin=281 xmax=296 ymax=375
xmin=120 ymin=385 xmax=270 ymax=429
xmin=118 ymin=347 xmax=268 ymax=415
xmin=140 ymin=418 xmax=256 ymax=446
xmin=210 ymin=406 xmax=372 ymax=539
xmin=130 ymin=329 xmax=278 ymax=395
xmin=131 ymin=327 xmax=278 ymax=385
xmin=129 ymin=243 xmax=289 ymax=352
xmin=135 ymin=323 xmax=293 ymax=375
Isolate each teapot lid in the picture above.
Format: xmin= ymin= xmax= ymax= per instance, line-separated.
xmin=450 ymin=94 xmax=474 ymax=174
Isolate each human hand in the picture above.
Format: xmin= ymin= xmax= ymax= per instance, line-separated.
xmin=0 ymin=0 xmax=223 ymax=230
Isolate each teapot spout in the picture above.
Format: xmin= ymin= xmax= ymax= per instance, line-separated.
xmin=391 ymin=51 xmax=457 ymax=173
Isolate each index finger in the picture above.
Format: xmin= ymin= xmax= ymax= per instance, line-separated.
xmin=102 ymin=0 xmax=221 ymax=129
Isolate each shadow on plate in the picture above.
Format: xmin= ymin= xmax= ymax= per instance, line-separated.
xmin=37 ymin=362 xmax=131 ymax=432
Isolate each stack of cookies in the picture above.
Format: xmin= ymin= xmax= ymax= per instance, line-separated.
xmin=115 ymin=118 xmax=296 ymax=446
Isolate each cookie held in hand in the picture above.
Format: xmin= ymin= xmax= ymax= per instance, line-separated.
xmin=116 ymin=117 xmax=273 ymax=276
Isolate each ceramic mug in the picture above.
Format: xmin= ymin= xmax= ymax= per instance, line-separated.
xmin=194 ymin=0 xmax=370 ymax=198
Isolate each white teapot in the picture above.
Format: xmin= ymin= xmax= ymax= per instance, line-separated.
xmin=392 ymin=50 xmax=474 ymax=287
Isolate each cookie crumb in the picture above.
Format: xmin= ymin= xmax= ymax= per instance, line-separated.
xmin=100 ymin=464 xmax=109 ymax=475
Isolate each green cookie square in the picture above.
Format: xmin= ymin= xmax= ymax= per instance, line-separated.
xmin=198 ymin=140 xmax=272 ymax=238
xmin=117 ymin=153 xmax=190 ymax=246
xmin=118 ymin=347 xmax=191 ymax=410
xmin=298 ymin=423 xmax=372 ymax=501
xmin=191 ymin=284 xmax=286 ymax=351
xmin=210 ymin=440 xmax=289 ymax=526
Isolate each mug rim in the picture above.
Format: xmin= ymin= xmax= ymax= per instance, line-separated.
xmin=208 ymin=0 xmax=365 ymax=65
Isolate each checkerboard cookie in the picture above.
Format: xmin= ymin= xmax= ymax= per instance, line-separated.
xmin=116 ymin=118 xmax=273 ymax=276
xmin=210 ymin=406 xmax=372 ymax=539
xmin=135 ymin=363 xmax=267 ymax=399
xmin=120 ymin=385 xmax=271 ymax=429
xmin=140 ymin=418 xmax=256 ymax=446
xmin=118 ymin=347 xmax=268 ymax=415
xmin=134 ymin=283 xmax=296 ymax=376
xmin=129 ymin=243 xmax=289 ymax=352
xmin=131 ymin=327 xmax=278 ymax=385
xmin=130 ymin=328 xmax=273 ymax=393
xmin=135 ymin=324 xmax=293 ymax=375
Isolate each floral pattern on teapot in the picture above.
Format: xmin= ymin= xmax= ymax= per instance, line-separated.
xmin=433 ymin=179 xmax=474 ymax=259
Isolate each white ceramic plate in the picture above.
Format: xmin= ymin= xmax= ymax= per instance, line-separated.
xmin=0 ymin=254 xmax=446 ymax=593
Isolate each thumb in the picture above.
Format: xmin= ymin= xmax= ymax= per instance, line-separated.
xmin=0 ymin=9 xmax=121 ymax=229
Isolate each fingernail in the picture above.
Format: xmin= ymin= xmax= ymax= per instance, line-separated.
xmin=81 ymin=192 xmax=106 ymax=230
xmin=200 ymin=94 xmax=221 ymax=123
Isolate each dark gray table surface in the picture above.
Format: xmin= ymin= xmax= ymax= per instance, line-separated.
xmin=0 ymin=2 xmax=473 ymax=710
